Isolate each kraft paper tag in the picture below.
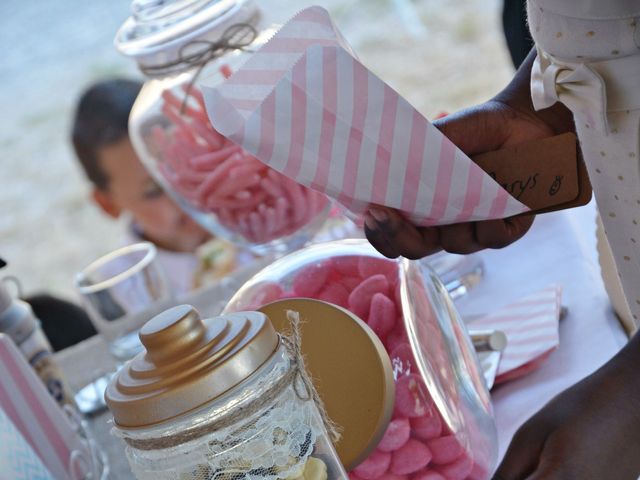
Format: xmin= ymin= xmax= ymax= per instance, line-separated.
xmin=472 ymin=132 xmax=592 ymax=214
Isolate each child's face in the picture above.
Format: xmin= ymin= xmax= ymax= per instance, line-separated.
xmin=95 ymin=138 xmax=211 ymax=253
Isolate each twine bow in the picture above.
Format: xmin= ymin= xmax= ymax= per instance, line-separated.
xmin=141 ymin=23 xmax=258 ymax=113
xmin=119 ymin=310 xmax=341 ymax=451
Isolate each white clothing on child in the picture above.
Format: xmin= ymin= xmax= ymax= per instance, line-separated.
xmin=123 ymin=224 xmax=200 ymax=297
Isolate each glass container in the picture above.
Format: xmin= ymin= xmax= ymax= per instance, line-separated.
xmin=115 ymin=0 xmax=331 ymax=255
xmin=105 ymin=305 xmax=347 ymax=480
xmin=224 ymin=240 xmax=498 ymax=479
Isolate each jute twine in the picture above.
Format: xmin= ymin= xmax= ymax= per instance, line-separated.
xmin=122 ymin=310 xmax=342 ymax=451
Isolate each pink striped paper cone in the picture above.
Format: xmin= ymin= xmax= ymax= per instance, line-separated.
xmin=470 ymin=285 xmax=562 ymax=384
xmin=201 ymin=6 xmax=529 ymax=226
xmin=0 ymin=335 xmax=91 ymax=480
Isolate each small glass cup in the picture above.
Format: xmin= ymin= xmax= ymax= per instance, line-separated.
xmin=75 ymin=242 xmax=174 ymax=361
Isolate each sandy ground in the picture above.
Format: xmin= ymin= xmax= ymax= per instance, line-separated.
xmin=0 ymin=0 xmax=515 ymax=301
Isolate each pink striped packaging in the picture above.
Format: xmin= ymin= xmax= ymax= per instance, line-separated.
xmin=201 ymin=6 xmax=529 ymax=226
xmin=0 ymin=334 xmax=92 ymax=480
xmin=0 ymin=406 xmax=54 ymax=479
xmin=470 ymin=285 xmax=562 ymax=385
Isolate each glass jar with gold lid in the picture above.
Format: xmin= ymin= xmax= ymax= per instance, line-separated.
xmin=105 ymin=303 xmax=390 ymax=480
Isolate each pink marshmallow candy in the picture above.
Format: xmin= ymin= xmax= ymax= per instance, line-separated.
xmin=378 ymin=417 xmax=411 ymax=453
xmin=395 ymin=374 xmax=430 ymax=418
xmin=317 ymin=283 xmax=350 ymax=309
xmin=435 ymin=454 xmax=473 ymax=480
xmin=390 ymin=439 xmax=432 ymax=475
xmin=158 ymin=87 xmax=328 ymax=245
xmin=368 ymin=293 xmax=397 ymax=338
xmin=411 ymin=472 xmax=446 ymax=480
xmin=353 ymin=450 xmax=392 ymax=480
xmin=358 ymin=256 xmax=398 ymax=281
xmin=348 ymin=274 xmax=389 ymax=321
xmin=292 ymin=264 xmax=330 ymax=297
xmin=410 ymin=410 xmax=443 ymax=441
xmin=427 ymin=435 xmax=464 ymax=465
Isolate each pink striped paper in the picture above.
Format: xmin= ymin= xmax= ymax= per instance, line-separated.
xmin=0 ymin=335 xmax=91 ymax=480
xmin=470 ymin=285 xmax=562 ymax=384
xmin=201 ymin=6 xmax=529 ymax=226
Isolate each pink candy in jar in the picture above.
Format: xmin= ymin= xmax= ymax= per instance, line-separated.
xmin=224 ymin=240 xmax=498 ymax=479
xmin=119 ymin=0 xmax=331 ymax=253
xmin=152 ymin=84 xmax=329 ymax=247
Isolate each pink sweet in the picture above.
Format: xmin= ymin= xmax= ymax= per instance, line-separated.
xmin=386 ymin=325 xmax=410 ymax=354
xmin=427 ymin=436 xmax=464 ymax=465
xmin=250 ymin=283 xmax=284 ymax=308
xmin=341 ymin=276 xmax=363 ymax=291
xmin=411 ymin=472 xmax=446 ymax=480
xmin=378 ymin=475 xmax=408 ymax=480
xmin=395 ymin=374 xmax=430 ymax=418
xmin=410 ymin=410 xmax=443 ymax=441
xmin=368 ymin=293 xmax=397 ymax=338
xmin=467 ymin=462 xmax=489 ymax=480
xmin=358 ymin=256 xmax=398 ymax=281
xmin=332 ymin=256 xmax=361 ymax=276
xmin=158 ymin=87 xmax=328 ymax=245
xmin=435 ymin=454 xmax=473 ymax=480
xmin=317 ymin=283 xmax=350 ymax=309
xmin=378 ymin=417 xmax=411 ymax=452
xmin=292 ymin=264 xmax=330 ymax=297
xmin=353 ymin=450 xmax=392 ymax=480
xmin=390 ymin=343 xmax=415 ymax=377
xmin=390 ymin=439 xmax=432 ymax=475
xmin=348 ymin=274 xmax=390 ymax=321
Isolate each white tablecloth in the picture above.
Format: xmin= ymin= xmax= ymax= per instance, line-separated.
xmin=454 ymin=201 xmax=628 ymax=458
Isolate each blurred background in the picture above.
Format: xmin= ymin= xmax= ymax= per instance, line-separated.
xmin=0 ymin=0 xmax=515 ymax=300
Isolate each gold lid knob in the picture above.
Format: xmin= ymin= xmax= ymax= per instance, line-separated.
xmin=105 ymin=305 xmax=279 ymax=427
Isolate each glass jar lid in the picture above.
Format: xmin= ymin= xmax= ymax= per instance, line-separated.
xmin=104 ymin=304 xmax=279 ymax=427
xmin=115 ymin=0 xmax=260 ymax=72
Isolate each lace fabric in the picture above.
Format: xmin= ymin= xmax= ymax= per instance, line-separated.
xmin=115 ymin=351 xmax=327 ymax=480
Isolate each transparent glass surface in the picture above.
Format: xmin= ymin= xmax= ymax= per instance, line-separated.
xmin=75 ymin=242 xmax=174 ymax=361
xmin=127 ymin=24 xmax=331 ymax=256
xmin=114 ymin=344 xmax=348 ymax=480
xmin=224 ymin=240 xmax=498 ymax=479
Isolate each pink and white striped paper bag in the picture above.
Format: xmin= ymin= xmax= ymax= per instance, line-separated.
xmin=0 ymin=334 xmax=92 ymax=480
xmin=470 ymin=285 xmax=562 ymax=385
xmin=201 ymin=6 xmax=529 ymax=226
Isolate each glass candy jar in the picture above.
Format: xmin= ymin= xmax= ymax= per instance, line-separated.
xmin=115 ymin=0 xmax=331 ymax=255
xmin=224 ymin=240 xmax=498 ymax=480
xmin=105 ymin=304 xmax=348 ymax=480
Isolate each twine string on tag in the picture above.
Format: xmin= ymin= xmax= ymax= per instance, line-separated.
xmin=119 ymin=310 xmax=341 ymax=451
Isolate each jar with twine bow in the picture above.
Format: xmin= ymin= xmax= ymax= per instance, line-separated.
xmin=115 ymin=0 xmax=331 ymax=256
xmin=105 ymin=304 xmax=348 ymax=480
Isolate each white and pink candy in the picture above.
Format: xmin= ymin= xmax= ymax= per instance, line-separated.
xmin=154 ymin=85 xmax=328 ymax=245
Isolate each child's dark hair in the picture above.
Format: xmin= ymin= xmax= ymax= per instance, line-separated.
xmin=71 ymin=78 xmax=143 ymax=190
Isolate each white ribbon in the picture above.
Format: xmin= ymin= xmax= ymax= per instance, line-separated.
xmin=531 ymin=48 xmax=610 ymax=135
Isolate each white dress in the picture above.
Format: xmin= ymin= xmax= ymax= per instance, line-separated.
xmin=527 ymin=0 xmax=640 ymax=326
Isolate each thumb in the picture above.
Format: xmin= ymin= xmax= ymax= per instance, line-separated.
xmin=493 ymin=422 xmax=548 ymax=480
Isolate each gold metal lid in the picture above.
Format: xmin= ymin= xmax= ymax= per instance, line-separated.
xmin=259 ymin=299 xmax=395 ymax=471
xmin=104 ymin=304 xmax=279 ymax=427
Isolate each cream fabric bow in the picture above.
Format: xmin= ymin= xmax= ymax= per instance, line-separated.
xmin=531 ymin=49 xmax=610 ymax=135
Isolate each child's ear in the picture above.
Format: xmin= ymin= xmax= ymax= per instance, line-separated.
xmin=92 ymin=188 xmax=121 ymax=219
